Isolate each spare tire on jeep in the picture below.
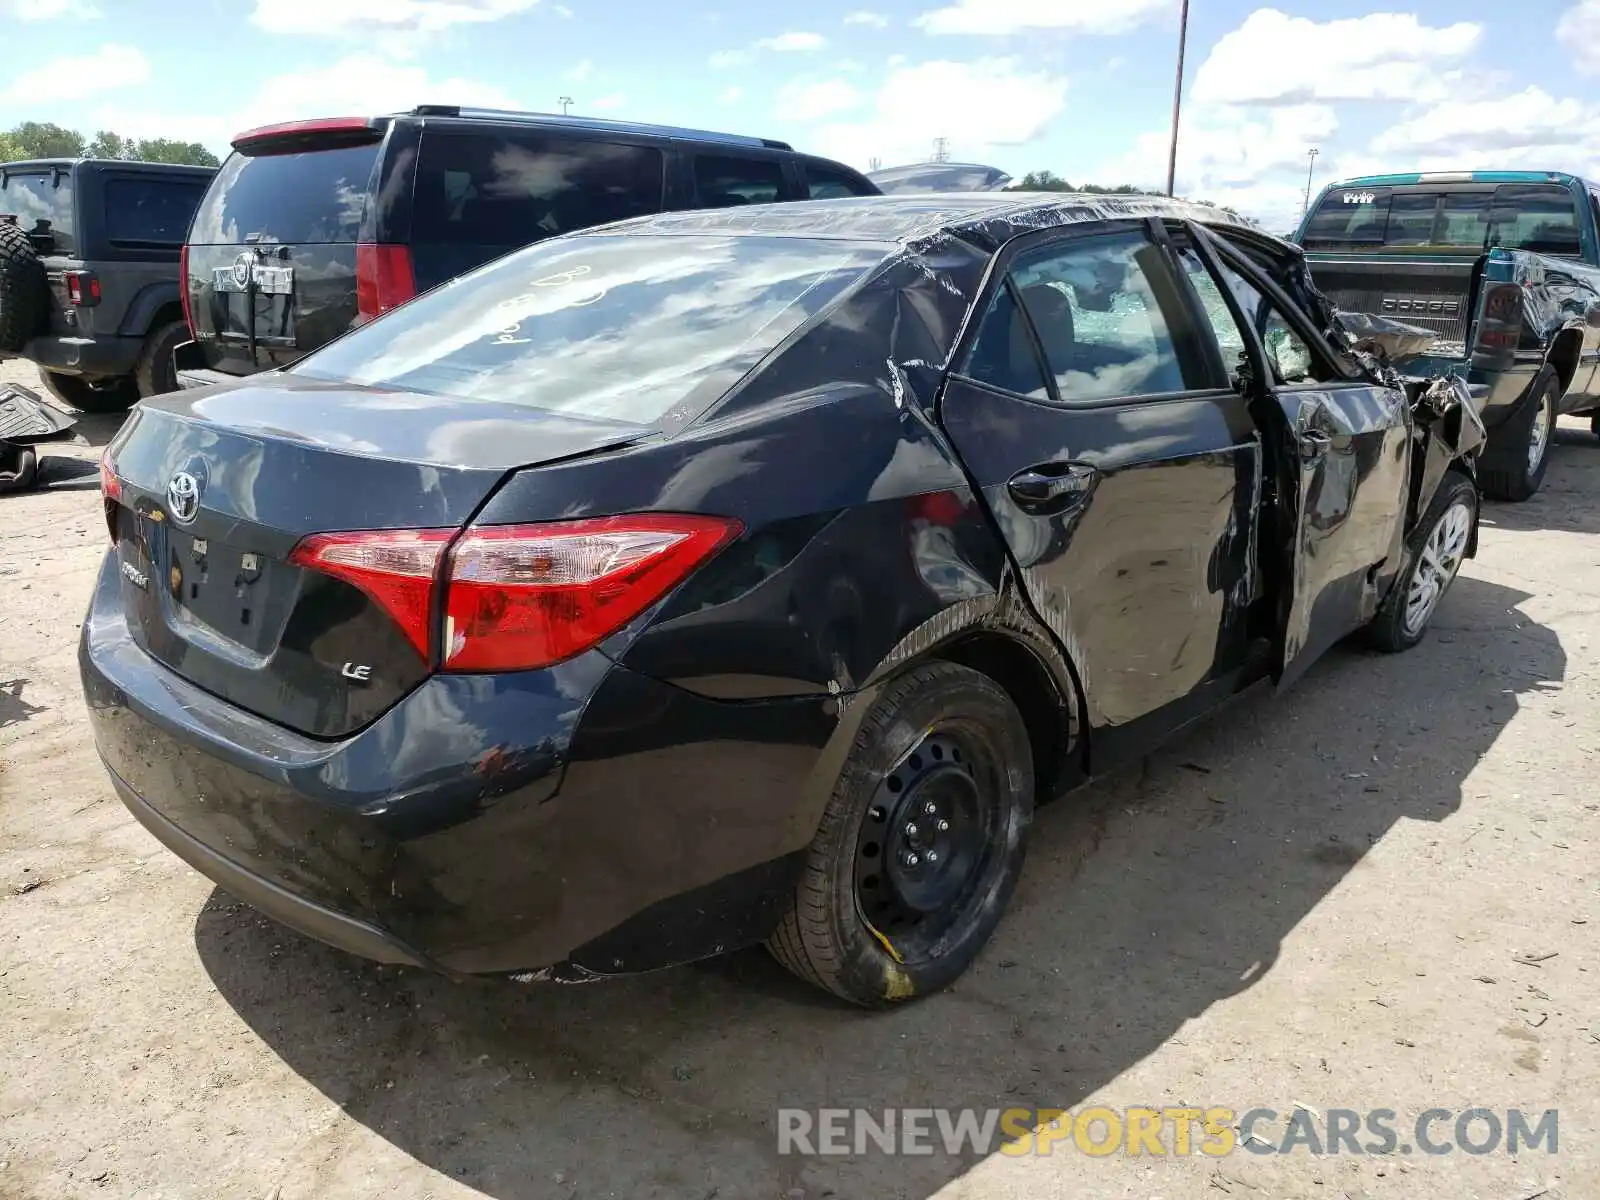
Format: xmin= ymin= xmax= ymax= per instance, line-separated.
xmin=0 ymin=222 xmax=49 ymax=355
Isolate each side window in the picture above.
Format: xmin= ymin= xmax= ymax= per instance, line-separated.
xmin=1190 ymin=248 xmax=1328 ymax=386
xmin=694 ymin=155 xmax=786 ymax=207
xmin=1009 ymin=231 xmax=1192 ymax=403
xmin=805 ymin=163 xmax=874 ymax=199
xmin=964 ymin=284 xmax=1051 ymax=399
xmin=104 ymin=178 xmax=208 ymax=245
xmin=411 ymin=131 xmax=665 ymax=248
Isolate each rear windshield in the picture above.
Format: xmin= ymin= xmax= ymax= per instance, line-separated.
xmin=291 ymin=233 xmax=886 ymax=425
xmin=0 ymin=170 xmax=73 ymax=254
xmin=189 ymin=144 xmax=379 ymax=245
xmin=1301 ymin=183 xmax=1582 ymax=255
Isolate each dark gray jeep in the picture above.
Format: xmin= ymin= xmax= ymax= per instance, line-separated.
xmin=0 ymin=158 xmax=214 ymax=411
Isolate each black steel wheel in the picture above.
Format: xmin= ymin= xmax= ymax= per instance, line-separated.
xmin=768 ymin=660 xmax=1034 ymax=1007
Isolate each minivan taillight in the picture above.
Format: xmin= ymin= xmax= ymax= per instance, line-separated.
xmin=288 ymin=514 xmax=742 ymax=671
xmin=355 ymin=244 xmax=416 ymax=323
xmin=179 ymin=244 xmax=194 ymax=337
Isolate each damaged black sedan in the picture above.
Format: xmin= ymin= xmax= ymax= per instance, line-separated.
xmin=81 ymin=193 xmax=1483 ymax=1008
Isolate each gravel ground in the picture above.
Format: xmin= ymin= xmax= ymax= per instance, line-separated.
xmin=1 ymin=357 xmax=1597 ymax=1200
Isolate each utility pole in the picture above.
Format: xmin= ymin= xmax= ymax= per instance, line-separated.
xmin=932 ymin=137 xmax=949 ymax=164
xmin=1302 ymin=147 xmax=1320 ymax=219
xmin=869 ymin=156 xmax=882 ymax=172
xmin=1165 ymin=0 xmax=1190 ymax=196
xmin=558 ymin=95 xmax=574 ymax=115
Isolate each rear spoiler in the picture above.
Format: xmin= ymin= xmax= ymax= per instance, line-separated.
xmin=230 ymin=116 xmax=388 ymax=156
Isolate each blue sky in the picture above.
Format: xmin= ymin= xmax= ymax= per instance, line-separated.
xmin=3 ymin=0 xmax=1598 ymax=230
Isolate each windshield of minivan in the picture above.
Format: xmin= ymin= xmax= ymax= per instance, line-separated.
xmin=290 ymin=233 xmax=887 ymax=425
xmin=0 ymin=170 xmax=74 ymax=254
xmin=1301 ymin=182 xmax=1582 ymax=255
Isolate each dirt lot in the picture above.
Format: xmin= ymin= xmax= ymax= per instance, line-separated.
xmin=1 ymin=357 xmax=1597 ymax=1200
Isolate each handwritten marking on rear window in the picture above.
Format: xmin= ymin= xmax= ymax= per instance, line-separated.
xmin=489 ymin=265 xmax=608 ymax=343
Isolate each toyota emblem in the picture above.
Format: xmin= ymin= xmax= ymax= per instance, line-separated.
xmin=231 ymin=250 xmax=256 ymax=289
xmin=166 ymin=471 xmax=201 ymax=524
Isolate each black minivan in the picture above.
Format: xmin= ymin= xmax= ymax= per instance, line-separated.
xmin=175 ymin=106 xmax=880 ymax=388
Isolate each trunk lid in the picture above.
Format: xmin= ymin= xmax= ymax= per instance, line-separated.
xmin=185 ymin=132 xmax=385 ymax=377
xmin=104 ymin=377 xmax=651 ymax=738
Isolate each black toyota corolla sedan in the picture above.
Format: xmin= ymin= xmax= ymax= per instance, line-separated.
xmin=82 ymin=193 xmax=1485 ymax=1007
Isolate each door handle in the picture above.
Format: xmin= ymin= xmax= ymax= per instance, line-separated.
xmin=1006 ymin=462 xmax=1098 ymax=512
xmin=1298 ymin=429 xmax=1333 ymax=459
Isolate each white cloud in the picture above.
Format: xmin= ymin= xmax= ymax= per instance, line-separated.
xmin=711 ymin=30 xmax=826 ymax=68
xmin=1090 ymin=103 xmax=1337 ymax=231
xmin=566 ymin=59 xmax=594 ymax=82
xmin=843 ymin=10 xmax=889 ymax=26
xmin=1193 ymin=9 xmax=1481 ymax=106
xmin=811 ymin=57 xmax=1068 ymax=171
xmin=3 ymin=0 xmax=98 ymax=17
xmin=2 ymin=45 xmax=147 ymax=103
xmin=250 ymin=0 xmax=537 ymax=37
xmin=915 ymin=0 xmax=1171 ymax=36
xmin=719 ymin=86 xmax=744 ymax=104
xmin=755 ymin=31 xmax=826 ymax=52
xmin=1367 ymin=87 xmax=1600 ymax=168
xmin=589 ymin=93 xmax=625 ymax=112
xmin=90 ymin=53 xmax=523 ymax=153
xmin=776 ymin=78 xmax=863 ymax=122
xmin=1559 ymin=1 xmax=1600 ymax=73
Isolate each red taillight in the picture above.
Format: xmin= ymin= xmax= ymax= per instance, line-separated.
xmin=64 ymin=270 xmax=100 ymax=307
xmin=179 ymin=244 xmax=194 ymax=337
xmin=99 ymin=450 xmax=122 ymax=543
xmin=288 ymin=529 xmax=453 ymax=660
xmin=443 ymin=515 xmax=740 ymax=671
xmin=287 ymin=514 xmax=741 ymax=671
xmin=355 ymin=244 xmax=416 ymax=323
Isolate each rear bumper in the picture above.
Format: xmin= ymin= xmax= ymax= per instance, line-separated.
xmin=22 ymin=334 xmax=141 ymax=379
xmin=79 ymin=552 xmax=834 ymax=977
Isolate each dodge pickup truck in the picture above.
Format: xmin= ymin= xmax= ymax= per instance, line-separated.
xmin=1294 ymin=170 xmax=1600 ymax=501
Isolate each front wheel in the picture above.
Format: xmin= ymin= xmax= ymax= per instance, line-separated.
xmin=1480 ymin=368 xmax=1558 ymax=502
xmin=767 ymin=660 xmax=1034 ymax=1007
xmin=1366 ymin=472 xmax=1477 ymax=653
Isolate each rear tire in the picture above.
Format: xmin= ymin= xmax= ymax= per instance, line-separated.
xmin=1480 ymin=368 xmax=1558 ymax=502
xmin=133 ymin=318 xmax=188 ymax=399
xmin=40 ymin=370 xmax=138 ymax=414
xmin=1366 ymin=472 xmax=1477 ymax=653
xmin=767 ymin=660 xmax=1034 ymax=1007
xmin=1591 ymin=412 xmax=1600 ymax=440
xmin=0 ymin=222 xmax=48 ymax=355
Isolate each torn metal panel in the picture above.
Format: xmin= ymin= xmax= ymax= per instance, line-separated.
xmin=1407 ymin=373 xmax=1487 ymax=535
xmin=1337 ymin=312 xmax=1440 ymax=369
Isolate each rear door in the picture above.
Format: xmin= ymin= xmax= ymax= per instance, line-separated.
xmin=1187 ymin=225 xmax=1412 ymax=687
xmin=185 ymin=126 xmax=387 ymax=375
xmin=0 ymin=164 xmax=75 ymax=336
xmin=407 ymin=125 xmax=667 ymax=292
xmin=938 ymin=220 xmax=1267 ymax=765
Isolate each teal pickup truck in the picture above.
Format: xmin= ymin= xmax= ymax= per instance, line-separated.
xmin=1294 ymin=170 xmax=1600 ymax=501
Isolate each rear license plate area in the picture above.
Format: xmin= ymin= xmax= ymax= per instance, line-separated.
xmin=163 ymin=528 xmax=285 ymax=653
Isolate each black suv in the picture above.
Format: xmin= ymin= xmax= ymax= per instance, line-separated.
xmin=177 ymin=106 xmax=879 ymax=388
xmin=0 ymin=158 xmax=215 ymax=410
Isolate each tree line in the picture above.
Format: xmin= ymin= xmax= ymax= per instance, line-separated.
xmin=0 ymin=121 xmax=218 ymax=167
